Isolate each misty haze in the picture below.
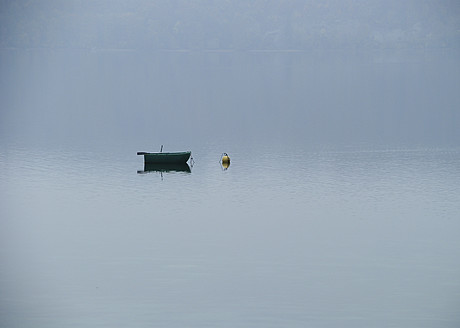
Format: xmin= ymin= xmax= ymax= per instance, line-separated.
xmin=1 ymin=1 xmax=460 ymax=327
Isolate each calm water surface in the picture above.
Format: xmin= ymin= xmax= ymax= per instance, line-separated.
xmin=1 ymin=49 xmax=460 ymax=327
xmin=1 ymin=143 xmax=459 ymax=327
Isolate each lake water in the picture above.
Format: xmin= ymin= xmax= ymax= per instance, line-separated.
xmin=1 ymin=49 xmax=460 ymax=327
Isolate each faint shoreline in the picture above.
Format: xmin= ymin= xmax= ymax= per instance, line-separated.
xmin=1 ymin=46 xmax=459 ymax=53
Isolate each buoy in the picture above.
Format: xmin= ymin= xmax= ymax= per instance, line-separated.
xmin=221 ymin=153 xmax=230 ymax=169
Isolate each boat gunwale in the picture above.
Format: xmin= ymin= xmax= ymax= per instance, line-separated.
xmin=141 ymin=151 xmax=191 ymax=155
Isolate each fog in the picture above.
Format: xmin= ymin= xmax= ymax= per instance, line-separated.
xmin=1 ymin=49 xmax=459 ymax=150
xmin=1 ymin=1 xmax=459 ymax=150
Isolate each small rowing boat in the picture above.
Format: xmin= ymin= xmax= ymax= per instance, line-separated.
xmin=137 ymin=151 xmax=191 ymax=164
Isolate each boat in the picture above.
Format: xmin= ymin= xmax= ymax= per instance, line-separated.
xmin=137 ymin=151 xmax=191 ymax=164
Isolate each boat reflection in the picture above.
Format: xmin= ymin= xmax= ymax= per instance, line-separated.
xmin=137 ymin=162 xmax=191 ymax=174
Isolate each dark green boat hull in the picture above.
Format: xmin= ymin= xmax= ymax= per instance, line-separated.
xmin=139 ymin=151 xmax=191 ymax=164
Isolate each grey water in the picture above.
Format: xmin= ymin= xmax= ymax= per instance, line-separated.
xmin=1 ymin=50 xmax=460 ymax=327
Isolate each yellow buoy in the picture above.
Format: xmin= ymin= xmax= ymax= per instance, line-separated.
xmin=221 ymin=153 xmax=230 ymax=169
